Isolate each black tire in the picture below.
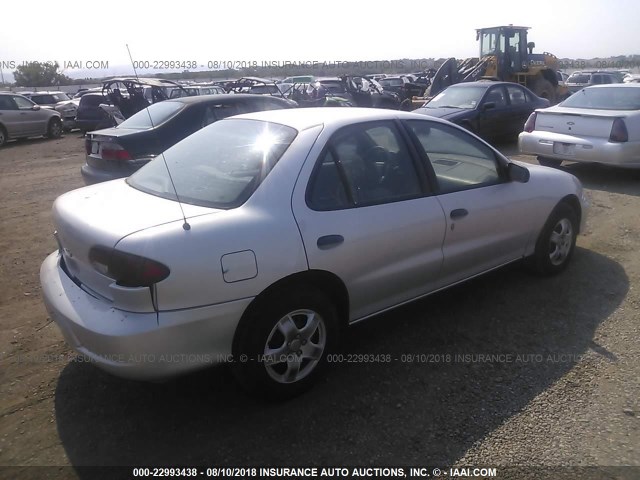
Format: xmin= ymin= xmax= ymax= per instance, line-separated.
xmin=47 ymin=118 xmax=63 ymax=139
xmin=530 ymin=77 xmax=557 ymax=104
xmin=537 ymin=156 xmax=563 ymax=168
xmin=0 ymin=125 xmax=7 ymax=147
xmin=232 ymin=287 xmax=340 ymax=400
xmin=527 ymin=202 xmax=578 ymax=275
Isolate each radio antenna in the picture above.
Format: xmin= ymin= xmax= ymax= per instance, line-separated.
xmin=125 ymin=44 xmax=191 ymax=231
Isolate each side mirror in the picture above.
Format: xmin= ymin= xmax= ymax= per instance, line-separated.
xmin=32 ymin=104 xmax=41 ymax=111
xmin=482 ymin=101 xmax=496 ymax=111
xmin=508 ymin=162 xmax=530 ymax=183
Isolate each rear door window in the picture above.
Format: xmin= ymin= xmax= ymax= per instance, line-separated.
xmin=307 ymin=121 xmax=423 ymax=209
xmin=0 ymin=96 xmax=17 ymax=110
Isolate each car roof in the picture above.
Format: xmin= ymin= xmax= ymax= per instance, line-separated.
xmin=103 ymin=77 xmax=181 ymax=87
xmin=232 ymin=107 xmax=450 ymax=131
xmin=163 ymin=93 xmax=287 ymax=105
xmin=581 ymin=83 xmax=640 ymax=90
xmin=445 ymin=81 xmax=513 ymax=89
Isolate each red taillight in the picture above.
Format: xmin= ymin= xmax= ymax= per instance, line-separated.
xmin=89 ymin=246 xmax=170 ymax=287
xmin=523 ymin=112 xmax=537 ymax=133
xmin=85 ymin=138 xmax=91 ymax=155
xmin=101 ymin=145 xmax=132 ymax=161
xmin=609 ymin=118 xmax=628 ymax=143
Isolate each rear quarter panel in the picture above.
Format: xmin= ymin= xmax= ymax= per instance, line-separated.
xmin=115 ymin=125 xmax=323 ymax=311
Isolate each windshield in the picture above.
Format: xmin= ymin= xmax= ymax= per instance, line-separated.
xmin=560 ymin=87 xmax=640 ymax=110
xmin=423 ymin=86 xmax=488 ymax=109
xmin=128 ymin=119 xmax=298 ymax=209
xmin=118 ymin=101 xmax=184 ymax=129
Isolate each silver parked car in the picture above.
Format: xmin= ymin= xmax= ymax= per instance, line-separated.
xmin=0 ymin=93 xmax=63 ymax=147
xmin=519 ymin=84 xmax=640 ymax=168
xmin=40 ymin=108 xmax=587 ymax=398
xmin=19 ymin=91 xmax=79 ymax=131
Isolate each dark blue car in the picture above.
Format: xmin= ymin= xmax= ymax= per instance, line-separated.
xmin=414 ymin=81 xmax=549 ymax=142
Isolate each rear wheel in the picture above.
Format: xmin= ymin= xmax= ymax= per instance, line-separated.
xmin=537 ymin=156 xmax=563 ymax=168
xmin=232 ymin=287 xmax=340 ymax=399
xmin=528 ymin=202 xmax=578 ymax=275
xmin=47 ymin=118 xmax=63 ymax=139
xmin=0 ymin=126 xmax=7 ymax=147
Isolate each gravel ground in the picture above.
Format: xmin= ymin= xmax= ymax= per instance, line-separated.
xmin=0 ymin=134 xmax=638 ymax=480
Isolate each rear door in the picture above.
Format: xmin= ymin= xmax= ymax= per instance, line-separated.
xmin=405 ymin=119 xmax=533 ymax=287
xmin=292 ymin=120 xmax=447 ymax=321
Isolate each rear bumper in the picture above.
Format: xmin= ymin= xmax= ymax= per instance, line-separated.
xmin=519 ymin=131 xmax=640 ymax=168
xmin=81 ymin=163 xmax=129 ymax=185
xmin=40 ymin=252 xmax=252 ymax=380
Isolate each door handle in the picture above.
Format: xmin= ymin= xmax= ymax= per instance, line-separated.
xmin=317 ymin=234 xmax=344 ymax=250
xmin=450 ymin=208 xmax=468 ymax=219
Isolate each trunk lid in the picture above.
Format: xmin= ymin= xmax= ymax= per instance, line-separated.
xmin=53 ymin=180 xmax=215 ymax=301
xmin=535 ymin=107 xmax=622 ymax=139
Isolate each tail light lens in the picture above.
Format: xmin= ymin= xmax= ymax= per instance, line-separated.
xmin=85 ymin=138 xmax=91 ymax=155
xmin=89 ymin=246 xmax=170 ymax=287
xmin=101 ymin=143 xmax=133 ymax=161
xmin=523 ymin=112 xmax=537 ymax=133
xmin=609 ymin=118 xmax=628 ymax=143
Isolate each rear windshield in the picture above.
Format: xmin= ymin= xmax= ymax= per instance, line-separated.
xmin=80 ymin=94 xmax=109 ymax=106
xmin=118 ymin=101 xmax=184 ymax=129
xmin=128 ymin=119 xmax=298 ymax=209
xmin=560 ymin=87 xmax=640 ymax=110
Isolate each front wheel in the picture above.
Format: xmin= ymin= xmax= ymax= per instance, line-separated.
xmin=232 ymin=287 xmax=339 ymax=399
xmin=0 ymin=126 xmax=7 ymax=147
xmin=527 ymin=202 xmax=578 ymax=275
xmin=47 ymin=118 xmax=63 ymax=139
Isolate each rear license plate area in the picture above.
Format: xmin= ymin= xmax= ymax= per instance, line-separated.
xmin=553 ymin=142 xmax=575 ymax=156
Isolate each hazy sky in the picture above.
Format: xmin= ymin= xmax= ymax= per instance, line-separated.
xmin=1 ymin=0 xmax=638 ymax=78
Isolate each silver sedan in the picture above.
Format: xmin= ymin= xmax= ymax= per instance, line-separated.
xmin=519 ymin=84 xmax=640 ymax=168
xmin=40 ymin=108 xmax=588 ymax=399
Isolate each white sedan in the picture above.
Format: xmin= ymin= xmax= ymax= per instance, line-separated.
xmin=519 ymin=84 xmax=640 ymax=168
xmin=40 ymin=108 xmax=587 ymax=399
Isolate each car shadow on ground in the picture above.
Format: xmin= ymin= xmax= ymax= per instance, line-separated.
xmin=554 ymin=163 xmax=640 ymax=197
xmin=55 ymin=248 xmax=627 ymax=474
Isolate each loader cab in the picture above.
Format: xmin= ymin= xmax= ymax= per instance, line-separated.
xmin=477 ymin=26 xmax=530 ymax=80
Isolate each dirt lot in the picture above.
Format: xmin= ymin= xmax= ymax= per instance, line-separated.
xmin=0 ymin=134 xmax=639 ymax=479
